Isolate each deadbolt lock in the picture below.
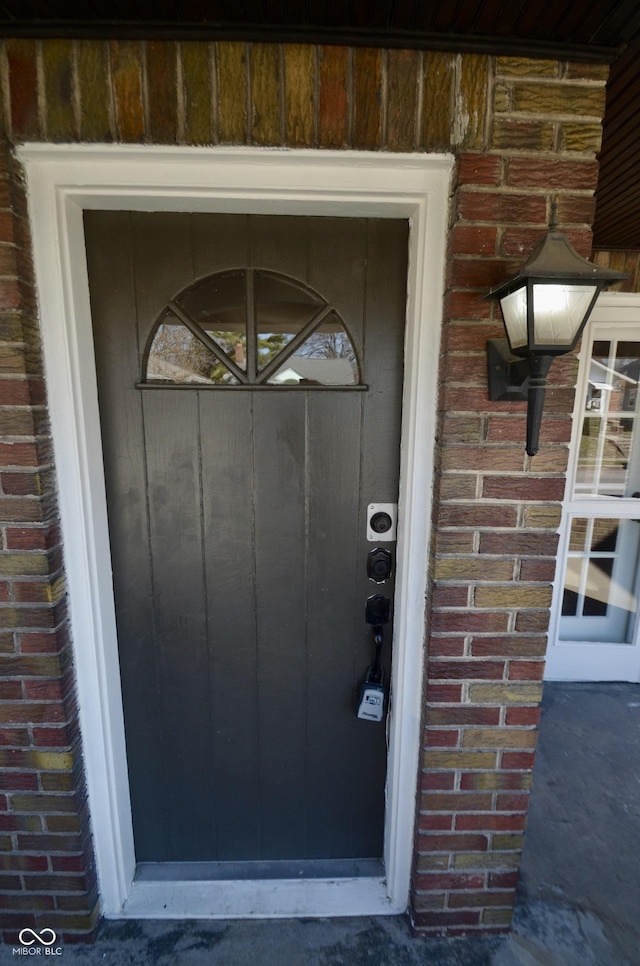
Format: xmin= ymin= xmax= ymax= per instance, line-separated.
xmin=370 ymin=512 xmax=392 ymax=533
xmin=367 ymin=548 xmax=393 ymax=583
xmin=366 ymin=503 xmax=397 ymax=542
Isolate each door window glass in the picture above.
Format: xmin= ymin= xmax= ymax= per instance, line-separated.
xmin=575 ymin=340 xmax=640 ymax=497
xmin=255 ymin=271 xmax=322 ymax=371
xmin=267 ymin=313 xmax=358 ymax=386
xmin=560 ymin=517 xmax=640 ymax=643
xmin=141 ymin=270 xmax=360 ymax=388
xmin=176 ymin=271 xmax=247 ymax=371
xmin=145 ymin=314 xmax=240 ymax=385
xmin=557 ymin=332 xmax=640 ymax=646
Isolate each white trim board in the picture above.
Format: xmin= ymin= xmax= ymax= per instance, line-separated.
xmin=18 ymin=145 xmax=453 ymax=919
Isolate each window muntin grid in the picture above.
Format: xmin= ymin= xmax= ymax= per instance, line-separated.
xmin=143 ymin=269 xmax=360 ymax=389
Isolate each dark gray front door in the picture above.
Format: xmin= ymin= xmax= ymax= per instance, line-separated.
xmin=84 ymin=212 xmax=408 ymax=872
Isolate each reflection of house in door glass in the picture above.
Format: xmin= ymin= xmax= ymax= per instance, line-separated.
xmin=269 ymin=327 xmax=358 ymax=385
xmin=577 ymin=341 xmax=640 ymax=496
xmin=561 ymin=337 xmax=640 ymax=646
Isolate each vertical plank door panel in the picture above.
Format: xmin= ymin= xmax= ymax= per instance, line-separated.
xmin=84 ymin=211 xmax=169 ymax=860
xmin=253 ymin=391 xmax=308 ymax=859
xmin=200 ymin=391 xmax=261 ymax=861
xmin=305 ymin=391 xmax=364 ymax=858
xmin=247 ymin=214 xmax=310 ymax=280
xmin=131 ymin=210 xmax=215 ymax=860
xmin=142 ymin=390 xmax=213 ymax=861
xmin=190 ymin=212 xmax=250 ymax=277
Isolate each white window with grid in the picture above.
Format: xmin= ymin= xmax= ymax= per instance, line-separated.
xmin=547 ymin=294 xmax=640 ymax=682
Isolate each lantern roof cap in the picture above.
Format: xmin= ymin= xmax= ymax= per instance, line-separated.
xmin=486 ymin=230 xmax=628 ymax=300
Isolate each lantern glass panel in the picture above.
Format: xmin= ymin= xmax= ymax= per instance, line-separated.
xmin=531 ymin=283 xmax=597 ymax=346
xmin=500 ymin=286 xmax=528 ymax=349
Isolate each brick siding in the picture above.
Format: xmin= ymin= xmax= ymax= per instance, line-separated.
xmin=0 ymin=39 xmax=609 ymax=939
xmin=0 ymin=145 xmax=98 ymax=942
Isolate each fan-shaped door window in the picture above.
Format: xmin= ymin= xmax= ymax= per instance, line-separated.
xmin=142 ymin=269 xmax=360 ymax=388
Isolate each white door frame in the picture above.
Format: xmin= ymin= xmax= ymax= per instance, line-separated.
xmin=18 ymin=144 xmax=453 ymax=919
xmin=546 ymin=292 xmax=640 ymax=683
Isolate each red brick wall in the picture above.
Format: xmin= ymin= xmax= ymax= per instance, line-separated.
xmin=0 ymin=40 xmax=608 ymax=939
xmin=0 ymin=145 xmax=98 ymax=941
xmin=416 ymin=117 xmax=601 ymax=930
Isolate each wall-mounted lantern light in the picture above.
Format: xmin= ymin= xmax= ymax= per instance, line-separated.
xmin=486 ymin=224 xmax=627 ymax=457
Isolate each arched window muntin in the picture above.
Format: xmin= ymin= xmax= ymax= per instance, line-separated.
xmin=140 ymin=268 xmax=362 ymax=389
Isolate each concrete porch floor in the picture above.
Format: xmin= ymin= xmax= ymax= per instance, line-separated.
xmin=2 ymin=682 xmax=639 ymax=965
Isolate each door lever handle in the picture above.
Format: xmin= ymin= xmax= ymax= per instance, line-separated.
xmin=370 ymin=625 xmax=384 ymax=682
xmin=366 ymin=596 xmax=389 ymax=683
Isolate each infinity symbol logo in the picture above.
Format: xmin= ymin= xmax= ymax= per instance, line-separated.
xmin=18 ymin=928 xmax=57 ymax=946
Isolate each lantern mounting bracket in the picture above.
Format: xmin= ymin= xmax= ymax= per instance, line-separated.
xmin=487 ymin=338 xmax=529 ymax=401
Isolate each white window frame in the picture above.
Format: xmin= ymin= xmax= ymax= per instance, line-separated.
xmin=18 ymin=144 xmax=453 ymax=919
xmin=546 ymin=292 xmax=640 ymax=683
